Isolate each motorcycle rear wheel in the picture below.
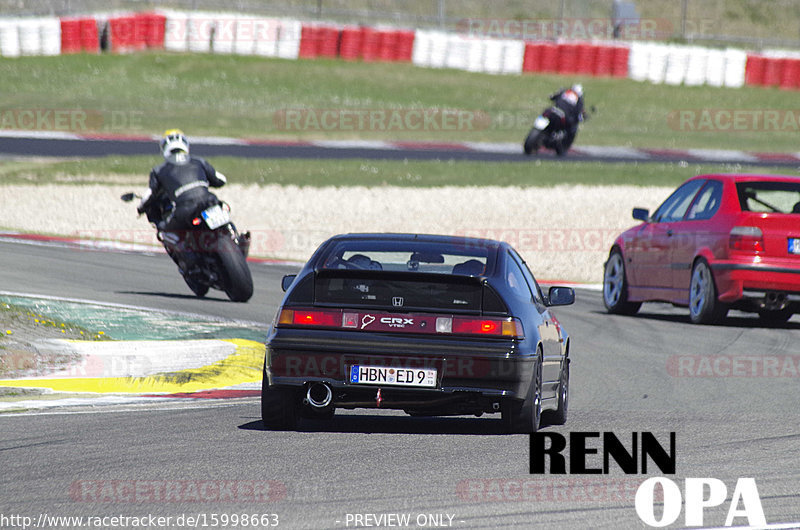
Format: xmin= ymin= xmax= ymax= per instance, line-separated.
xmin=217 ymin=236 xmax=254 ymax=302
xmin=523 ymin=129 xmax=543 ymax=155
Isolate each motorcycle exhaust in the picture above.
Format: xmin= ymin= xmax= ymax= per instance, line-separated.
xmin=304 ymin=382 xmax=333 ymax=409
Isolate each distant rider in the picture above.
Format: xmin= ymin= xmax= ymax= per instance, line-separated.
xmin=137 ymin=129 xmax=227 ymax=231
xmin=549 ymin=84 xmax=586 ymax=151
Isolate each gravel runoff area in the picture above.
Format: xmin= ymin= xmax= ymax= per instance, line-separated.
xmin=0 ymin=183 xmax=675 ymax=283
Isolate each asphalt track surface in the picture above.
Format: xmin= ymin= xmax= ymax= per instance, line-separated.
xmin=4 ymin=134 xmax=800 ymax=167
xmin=1 ymin=240 xmax=799 ymax=529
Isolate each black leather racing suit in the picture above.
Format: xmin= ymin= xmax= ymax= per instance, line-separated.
xmin=549 ymin=89 xmax=585 ymax=151
xmin=140 ymin=156 xmax=226 ymax=231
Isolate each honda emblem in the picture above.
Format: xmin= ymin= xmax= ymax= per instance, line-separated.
xmin=392 ymin=297 xmax=404 ymax=307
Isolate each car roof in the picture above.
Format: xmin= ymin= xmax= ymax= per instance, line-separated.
xmin=327 ymin=232 xmax=502 ymax=246
xmin=691 ymin=173 xmax=800 ymax=184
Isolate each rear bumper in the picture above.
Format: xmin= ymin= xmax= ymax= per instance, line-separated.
xmin=264 ymin=328 xmax=537 ymax=411
xmin=711 ymin=260 xmax=800 ymax=302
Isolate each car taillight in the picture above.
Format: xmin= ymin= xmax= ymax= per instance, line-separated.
xmin=276 ymin=308 xmax=523 ymax=338
xmin=729 ymin=226 xmax=764 ymax=253
xmin=279 ymin=309 xmax=339 ymax=327
xmin=451 ymin=317 xmax=521 ymax=336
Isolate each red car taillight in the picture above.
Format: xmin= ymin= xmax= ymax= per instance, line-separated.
xmin=276 ymin=308 xmax=523 ymax=338
xmin=729 ymin=226 xmax=764 ymax=253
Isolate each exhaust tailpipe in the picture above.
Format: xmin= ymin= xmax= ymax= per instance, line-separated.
xmin=305 ymin=382 xmax=333 ymax=409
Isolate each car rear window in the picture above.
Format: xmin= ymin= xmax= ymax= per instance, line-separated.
xmin=319 ymin=240 xmax=491 ymax=275
xmin=737 ymin=181 xmax=800 ymax=214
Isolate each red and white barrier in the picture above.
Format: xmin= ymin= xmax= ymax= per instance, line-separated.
xmin=1 ymin=8 xmax=795 ymax=94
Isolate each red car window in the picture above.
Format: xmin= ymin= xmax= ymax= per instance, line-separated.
xmin=653 ymin=179 xmax=706 ymax=222
xmin=686 ymin=180 xmax=723 ymax=220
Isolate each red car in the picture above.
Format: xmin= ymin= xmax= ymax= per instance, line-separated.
xmin=603 ymin=174 xmax=800 ymax=324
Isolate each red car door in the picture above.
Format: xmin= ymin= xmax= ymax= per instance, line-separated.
xmin=628 ymin=179 xmax=707 ymax=290
xmin=670 ymin=180 xmax=724 ymax=301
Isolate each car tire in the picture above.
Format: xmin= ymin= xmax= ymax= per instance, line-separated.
xmin=261 ymin=383 xmax=299 ymax=431
xmin=547 ymin=358 xmax=569 ymax=426
xmin=502 ymin=352 xmax=542 ymax=433
xmin=758 ymin=308 xmax=793 ymax=324
xmin=603 ymin=249 xmax=641 ymax=315
xmin=689 ymin=259 xmax=728 ymax=324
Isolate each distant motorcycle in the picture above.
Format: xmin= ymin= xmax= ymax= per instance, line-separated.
xmin=523 ymin=105 xmax=594 ymax=157
xmin=121 ymin=192 xmax=253 ymax=302
xmin=523 ymin=107 xmax=570 ymax=157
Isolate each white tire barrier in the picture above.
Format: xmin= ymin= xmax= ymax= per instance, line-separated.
xmin=276 ymin=19 xmax=301 ymax=60
xmin=0 ymin=18 xmax=21 ymax=57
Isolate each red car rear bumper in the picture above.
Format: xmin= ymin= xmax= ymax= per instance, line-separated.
xmin=711 ymin=260 xmax=800 ymax=301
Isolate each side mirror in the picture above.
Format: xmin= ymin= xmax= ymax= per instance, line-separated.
xmin=281 ymin=274 xmax=297 ymax=292
xmin=547 ymin=286 xmax=575 ymax=306
xmin=120 ymin=192 xmax=136 ymax=202
xmin=632 ymin=207 xmax=650 ymax=222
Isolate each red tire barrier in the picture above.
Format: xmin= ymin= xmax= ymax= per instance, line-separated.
xmin=131 ymin=14 xmax=148 ymax=51
xmin=318 ymin=26 xmax=339 ymax=58
xmin=763 ymin=57 xmax=784 ymax=87
xmin=557 ymin=43 xmax=579 ymax=74
xmin=298 ymin=25 xmax=320 ymax=59
xmin=576 ymin=43 xmax=596 ymax=74
xmin=744 ymin=55 xmax=766 ymax=86
xmin=109 ymin=16 xmax=136 ymax=53
xmin=378 ymin=30 xmax=398 ymax=61
xmin=539 ymin=42 xmax=559 ymax=73
xmin=611 ymin=46 xmax=629 ymax=78
xmin=522 ymin=42 xmax=542 ymax=72
xmin=60 ymin=18 xmax=82 ymax=54
xmin=79 ymin=17 xmax=98 ymax=53
xmin=593 ymin=45 xmax=614 ymax=76
xmin=144 ymin=12 xmax=166 ymax=49
xmin=395 ymin=30 xmax=415 ymax=62
xmin=780 ymin=58 xmax=800 ymax=90
xmin=361 ymin=27 xmax=381 ymax=62
xmin=339 ymin=27 xmax=362 ymax=61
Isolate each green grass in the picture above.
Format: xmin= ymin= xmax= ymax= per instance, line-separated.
xmin=1 ymin=155 xmax=796 ymax=188
xmin=2 ymin=53 xmax=800 ymax=152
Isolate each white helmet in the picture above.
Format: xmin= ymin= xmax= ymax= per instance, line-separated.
xmin=159 ymin=129 xmax=189 ymax=159
xmin=572 ymin=84 xmax=584 ymax=97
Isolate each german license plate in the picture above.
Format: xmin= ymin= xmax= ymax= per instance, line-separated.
xmin=789 ymin=238 xmax=800 ymax=255
xmin=349 ymin=365 xmax=437 ymax=388
xmin=201 ymin=205 xmax=230 ymax=229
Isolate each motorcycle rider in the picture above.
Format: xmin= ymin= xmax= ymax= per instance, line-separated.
xmin=549 ymin=84 xmax=586 ymax=151
xmin=137 ymin=129 xmax=227 ymax=231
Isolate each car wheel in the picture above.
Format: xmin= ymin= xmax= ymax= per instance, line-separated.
xmin=758 ymin=308 xmax=793 ymax=324
xmin=261 ymin=383 xmax=299 ymax=430
xmin=549 ymin=359 xmax=569 ymax=425
xmin=502 ymin=352 xmax=542 ymax=433
xmin=603 ymin=250 xmax=641 ymax=315
xmin=689 ymin=259 xmax=728 ymax=324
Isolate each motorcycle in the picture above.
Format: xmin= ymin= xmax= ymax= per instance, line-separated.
xmin=523 ymin=106 xmax=570 ymax=157
xmin=121 ymin=192 xmax=254 ymax=302
xmin=523 ymin=105 xmax=593 ymax=157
